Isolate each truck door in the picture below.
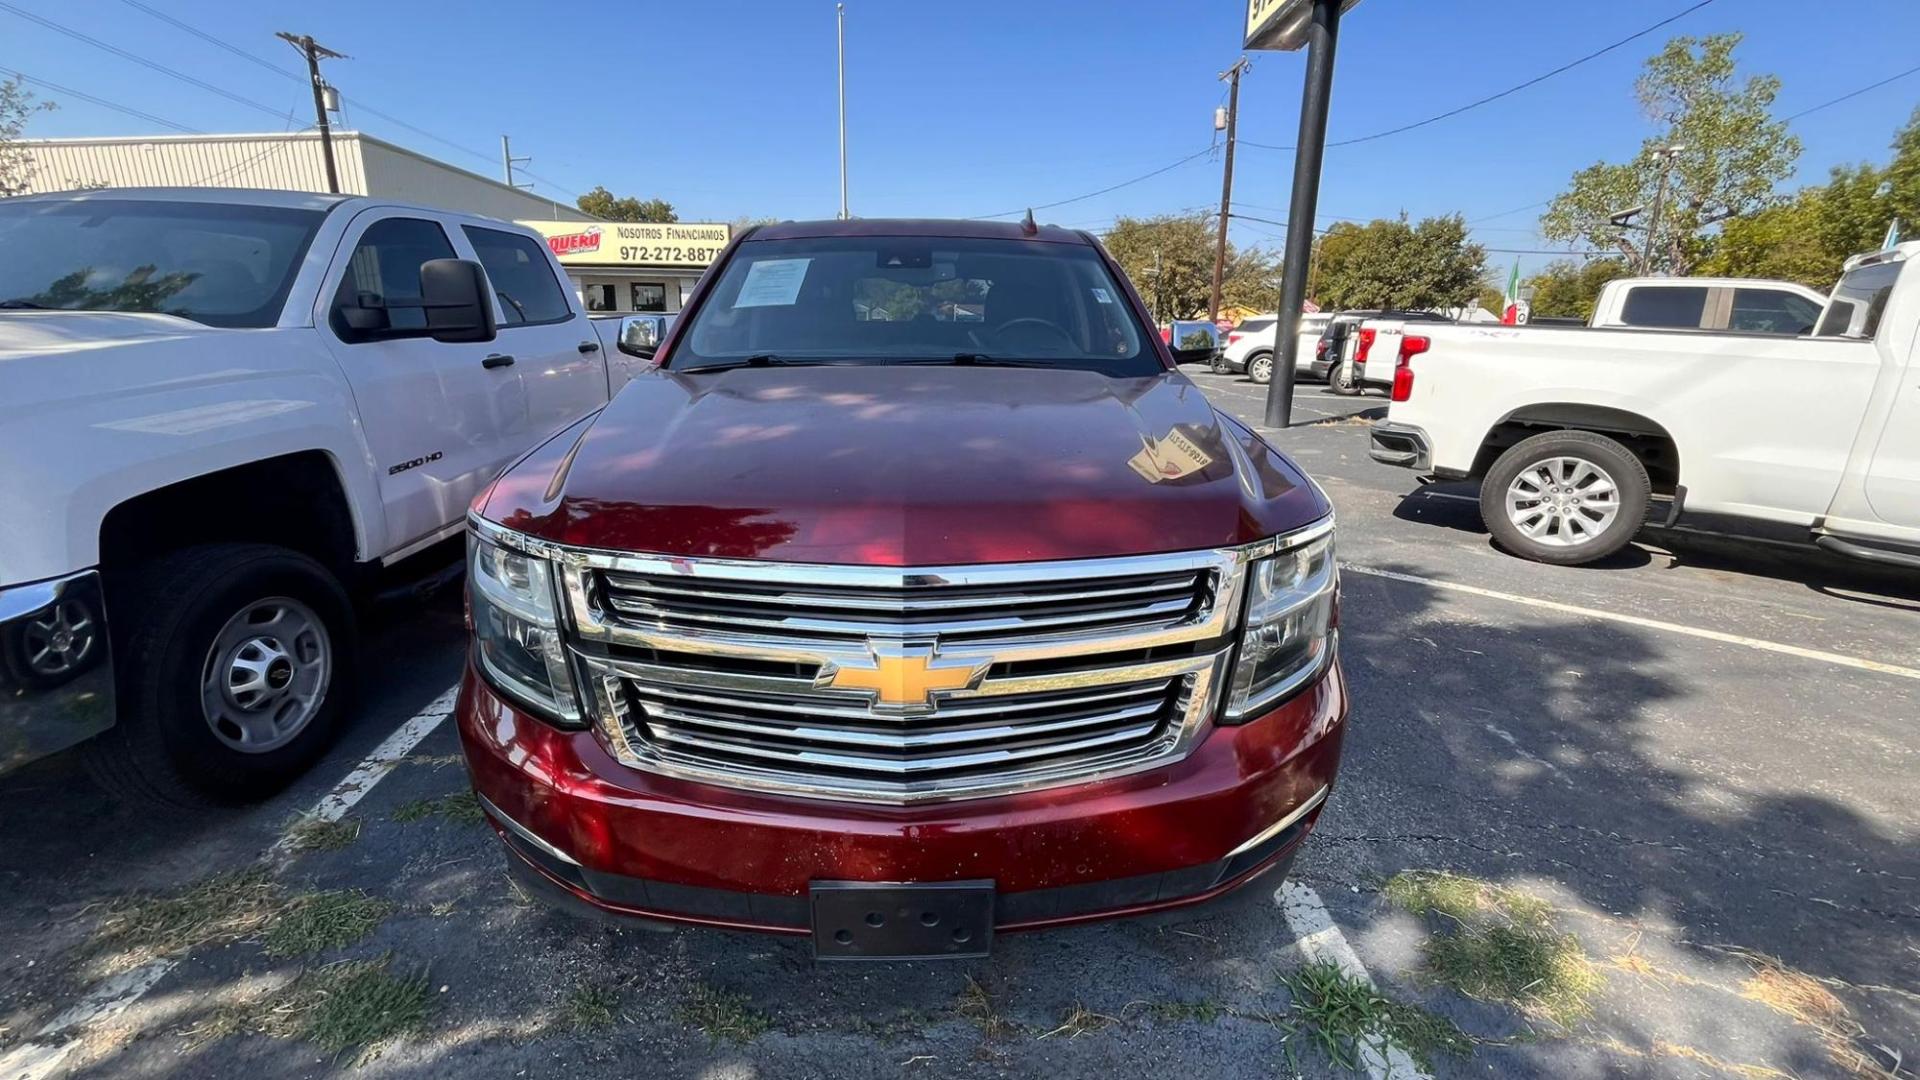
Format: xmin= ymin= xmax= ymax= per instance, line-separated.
xmin=320 ymin=210 xmax=521 ymax=555
xmin=1864 ymin=314 xmax=1920 ymax=528
xmin=456 ymin=223 xmax=608 ymax=438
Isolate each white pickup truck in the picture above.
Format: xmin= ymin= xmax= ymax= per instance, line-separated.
xmin=0 ymin=188 xmax=658 ymax=802
xmin=1368 ymin=244 xmax=1920 ymax=567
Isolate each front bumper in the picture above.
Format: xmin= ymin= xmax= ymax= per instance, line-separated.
xmin=458 ymin=658 xmax=1348 ymax=935
xmin=1368 ymin=421 xmax=1433 ymax=471
xmin=1 ymin=570 xmax=116 ymax=776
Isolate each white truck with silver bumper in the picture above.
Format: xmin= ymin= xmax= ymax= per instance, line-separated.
xmin=0 ymin=188 xmax=653 ymax=802
xmin=1368 ymin=245 xmax=1920 ymax=567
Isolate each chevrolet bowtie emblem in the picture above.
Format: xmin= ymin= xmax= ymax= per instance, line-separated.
xmin=816 ymin=643 xmax=988 ymax=710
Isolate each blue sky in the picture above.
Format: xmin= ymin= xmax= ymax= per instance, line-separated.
xmin=8 ymin=0 xmax=1920 ymax=277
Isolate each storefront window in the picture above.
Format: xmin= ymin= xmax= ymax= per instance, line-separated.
xmin=631 ymin=283 xmax=667 ymax=312
xmin=584 ymin=283 xmax=617 ymax=312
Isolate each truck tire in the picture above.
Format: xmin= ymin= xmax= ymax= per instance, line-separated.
xmin=85 ymin=543 xmax=357 ymax=807
xmin=1246 ymin=352 xmax=1273 ymax=385
xmin=1329 ymin=361 xmax=1363 ymax=396
xmin=1480 ymin=431 xmax=1650 ymax=566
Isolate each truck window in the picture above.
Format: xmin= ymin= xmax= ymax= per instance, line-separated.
xmin=1619 ymin=286 xmax=1708 ymax=328
xmin=1728 ymin=288 xmax=1821 ymax=334
xmin=1814 ymin=261 xmax=1902 ymax=340
xmin=0 ymin=198 xmax=321 ymax=329
xmin=675 ymin=235 xmax=1159 ymax=377
xmin=335 ymin=217 xmax=456 ymax=334
xmin=463 ymin=226 xmax=573 ymax=326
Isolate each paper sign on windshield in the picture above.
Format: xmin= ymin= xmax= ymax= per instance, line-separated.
xmin=735 ymin=258 xmax=811 ymax=307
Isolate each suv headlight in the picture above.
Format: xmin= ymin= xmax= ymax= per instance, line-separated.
xmin=469 ymin=527 xmax=582 ymax=726
xmin=1224 ymin=525 xmax=1337 ymax=721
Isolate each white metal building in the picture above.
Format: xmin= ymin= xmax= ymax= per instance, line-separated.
xmin=17 ymin=131 xmax=594 ymax=223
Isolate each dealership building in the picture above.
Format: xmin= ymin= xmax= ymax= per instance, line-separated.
xmin=17 ymin=131 xmax=728 ymax=313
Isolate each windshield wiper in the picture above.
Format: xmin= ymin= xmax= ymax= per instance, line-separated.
xmin=945 ymin=353 xmax=1053 ymax=367
xmin=0 ymin=299 xmax=53 ymax=310
xmin=680 ymin=354 xmax=840 ymax=373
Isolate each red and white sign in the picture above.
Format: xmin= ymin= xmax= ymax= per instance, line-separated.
xmin=546 ymin=226 xmax=604 ymax=258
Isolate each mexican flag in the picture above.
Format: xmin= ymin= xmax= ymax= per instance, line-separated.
xmin=1500 ymin=259 xmax=1522 ymax=325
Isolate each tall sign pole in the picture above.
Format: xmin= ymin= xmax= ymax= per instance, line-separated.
xmin=836 ymin=3 xmax=849 ymax=220
xmin=277 ymin=33 xmax=346 ymax=195
xmin=1209 ymin=57 xmax=1249 ymax=324
xmin=1244 ymin=0 xmax=1354 ymax=429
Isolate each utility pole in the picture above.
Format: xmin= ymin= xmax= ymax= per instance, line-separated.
xmin=1262 ymin=0 xmax=1343 ymax=429
xmin=1209 ymin=57 xmax=1249 ymax=324
xmin=836 ymin=3 xmax=849 ymax=219
xmin=1642 ymin=144 xmax=1684 ymax=274
xmin=500 ymin=136 xmax=533 ymax=190
xmin=277 ymin=32 xmax=346 ymax=194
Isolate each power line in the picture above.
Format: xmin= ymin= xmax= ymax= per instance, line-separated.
xmin=0 ymin=65 xmax=200 ymax=133
xmin=0 ymin=2 xmax=299 ymax=124
xmin=1468 ymin=200 xmax=1551 ymax=224
xmin=1242 ymin=0 xmax=1718 ymax=153
xmin=972 ymin=147 xmax=1216 ymax=220
xmin=1784 ymin=63 xmax=1920 ymax=122
xmin=117 ymin=0 xmax=303 ymax=82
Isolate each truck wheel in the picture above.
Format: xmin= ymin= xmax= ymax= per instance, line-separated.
xmin=1329 ymin=362 xmax=1362 ymax=396
xmin=1246 ymin=352 xmax=1273 ymax=385
xmin=1480 ymin=431 xmax=1650 ymax=566
xmin=85 ymin=543 xmax=357 ymax=806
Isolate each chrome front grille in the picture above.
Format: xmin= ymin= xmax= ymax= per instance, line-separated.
xmin=555 ymin=548 xmax=1250 ymax=803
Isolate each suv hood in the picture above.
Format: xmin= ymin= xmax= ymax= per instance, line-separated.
xmin=484 ymin=365 xmax=1329 ymax=565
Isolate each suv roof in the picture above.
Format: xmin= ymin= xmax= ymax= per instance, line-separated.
xmin=749 ymin=217 xmax=1092 ymax=245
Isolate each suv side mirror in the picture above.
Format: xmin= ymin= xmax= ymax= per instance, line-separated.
xmin=617 ymin=314 xmax=664 ymax=359
xmin=419 ymin=258 xmax=497 ymax=344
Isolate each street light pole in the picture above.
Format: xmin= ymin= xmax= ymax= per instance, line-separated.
xmin=1263 ymin=0 xmax=1343 ymax=429
xmin=836 ymin=3 xmax=849 ymax=220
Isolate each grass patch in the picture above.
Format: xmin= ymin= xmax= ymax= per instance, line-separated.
xmin=1384 ymin=869 xmax=1599 ymax=1026
xmin=263 ymin=890 xmax=393 ymax=958
xmin=563 ymin=985 xmax=621 ymax=1032
xmin=1281 ymin=961 xmax=1474 ymax=1073
xmin=1143 ymin=998 xmax=1225 ymax=1024
xmin=282 ymin=817 xmax=362 ymax=854
xmin=390 ymin=790 xmax=485 ymax=825
xmin=1737 ymin=952 xmax=1894 ymax=1080
xmin=955 ymin=976 xmax=1019 ymax=1039
xmin=1038 ymin=1003 xmax=1117 ymax=1040
xmin=286 ymin=956 xmax=433 ymax=1062
xmin=676 ymin=982 xmax=770 ymax=1044
xmin=90 ymin=869 xmax=283 ymax=971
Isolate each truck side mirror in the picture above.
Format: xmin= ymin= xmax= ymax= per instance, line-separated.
xmin=617 ymin=314 xmax=661 ymax=359
xmin=419 ymin=258 xmax=497 ymax=344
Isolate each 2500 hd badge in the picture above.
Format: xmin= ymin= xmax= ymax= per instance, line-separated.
xmin=388 ymin=450 xmax=444 ymax=476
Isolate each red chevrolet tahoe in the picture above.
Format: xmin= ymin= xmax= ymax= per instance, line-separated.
xmin=457 ymin=218 xmax=1346 ymax=959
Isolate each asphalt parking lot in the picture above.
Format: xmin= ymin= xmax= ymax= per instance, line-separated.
xmin=3 ymin=367 xmax=1917 ymax=1080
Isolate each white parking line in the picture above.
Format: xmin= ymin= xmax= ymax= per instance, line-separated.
xmin=0 ymin=682 xmax=462 ymax=1080
xmin=1278 ymin=882 xmax=1432 ymax=1080
xmin=1344 ymin=564 xmax=1920 ymax=681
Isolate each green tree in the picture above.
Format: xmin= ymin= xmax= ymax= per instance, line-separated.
xmin=576 ymin=186 xmax=677 ymax=222
xmin=1100 ymin=213 xmax=1279 ymax=320
xmin=1 ymin=76 xmax=56 ymax=198
xmin=1700 ymin=108 xmax=1920 ymax=288
xmin=1312 ymin=215 xmax=1487 ymax=311
xmin=1525 ymin=258 xmax=1632 ymax=320
xmin=1541 ymin=34 xmax=1800 ymax=276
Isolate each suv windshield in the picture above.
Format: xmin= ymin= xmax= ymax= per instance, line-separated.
xmin=672 ymin=235 xmax=1160 ymax=376
xmin=0 ymin=199 xmax=323 ymax=329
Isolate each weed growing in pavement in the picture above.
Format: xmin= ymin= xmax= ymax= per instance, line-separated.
xmin=955 ymin=976 xmax=1021 ymax=1038
xmin=390 ymin=790 xmax=485 ymax=825
xmin=1736 ymin=951 xmax=1896 ymax=1080
xmin=1038 ymin=1003 xmax=1118 ymax=1040
xmin=263 ymin=889 xmax=394 ymax=958
xmin=1383 ymin=869 xmax=1600 ymax=1026
xmin=282 ymin=816 xmax=363 ymax=854
xmin=282 ymin=955 xmax=433 ymax=1063
xmin=676 ymin=982 xmax=771 ymax=1044
xmin=563 ymin=985 xmax=621 ymax=1032
xmin=1141 ymin=998 xmax=1225 ymax=1024
xmin=1279 ymin=961 xmax=1474 ymax=1073
xmin=88 ymin=869 xmax=283 ymax=973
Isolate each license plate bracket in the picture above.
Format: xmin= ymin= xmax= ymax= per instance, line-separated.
xmin=810 ymin=880 xmax=995 ymax=960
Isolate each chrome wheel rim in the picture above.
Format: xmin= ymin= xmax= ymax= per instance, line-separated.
xmin=1249 ymin=355 xmax=1271 ymax=383
xmin=1505 ymin=456 xmax=1621 ymax=548
xmin=201 ymin=597 xmax=331 ymax=754
xmin=21 ymin=600 xmax=96 ymax=676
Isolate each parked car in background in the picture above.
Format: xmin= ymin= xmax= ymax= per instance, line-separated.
xmin=460 ymin=218 xmax=1347 ymax=956
xmin=0 ymin=188 xmax=653 ymax=803
xmin=1324 ymin=310 xmax=1455 ymax=395
xmin=1216 ymin=313 xmax=1332 ymax=384
xmin=1588 ymin=276 xmax=1826 ymax=334
xmin=1369 ymin=243 xmax=1920 ymax=567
